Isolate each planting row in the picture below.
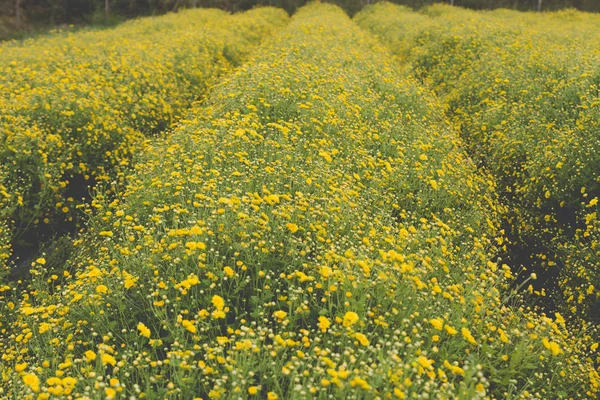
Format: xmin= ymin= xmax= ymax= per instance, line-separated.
xmin=1 ymin=4 xmax=597 ymax=398
xmin=0 ymin=7 xmax=288 ymax=280
xmin=356 ymin=2 xmax=600 ymax=323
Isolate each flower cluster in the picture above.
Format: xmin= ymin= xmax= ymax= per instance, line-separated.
xmin=358 ymin=2 xmax=600 ymax=392
xmin=0 ymin=7 xmax=288 ymax=281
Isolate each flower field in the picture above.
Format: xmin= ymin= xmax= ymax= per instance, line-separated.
xmin=356 ymin=2 xmax=600 ymax=334
xmin=1 ymin=2 xmax=599 ymax=399
xmin=0 ymin=7 xmax=288 ymax=280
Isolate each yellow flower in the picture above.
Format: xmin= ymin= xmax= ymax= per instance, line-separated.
xmin=417 ymin=355 xmax=433 ymax=369
xmin=22 ymin=373 xmax=40 ymax=392
xmin=273 ymin=310 xmax=287 ymax=320
xmin=96 ymin=285 xmax=108 ymax=294
xmin=554 ymin=312 xmax=565 ymax=326
xmin=39 ymin=322 xmax=51 ymax=334
xmin=354 ymin=332 xmax=370 ymax=346
xmin=248 ymin=386 xmax=259 ymax=395
xmin=461 ymin=327 xmax=477 ymax=345
xmin=212 ymin=295 xmax=225 ymax=310
xmin=224 ymin=266 xmax=234 ymax=277
xmin=217 ymin=336 xmax=229 ymax=345
xmin=542 ymin=338 xmax=562 ymax=356
xmin=124 ymin=277 xmax=137 ymax=289
xmin=318 ymin=316 xmax=331 ymax=332
xmin=444 ymin=325 xmax=457 ymax=335
xmin=349 ymin=376 xmax=371 ymax=390
xmin=62 ymin=377 xmax=77 ymax=387
xmin=451 ymin=365 xmax=465 ymax=376
xmin=101 ymin=353 xmax=116 ymax=366
xmin=444 ymin=360 xmax=465 ymax=376
xmin=429 ymin=317 xmax=444 ymax=331
xmin=185 ymin=241 xmax=206 ymax=251
xmin=84 ymin=350 xmax=97 ymax=362
xmin=182 ymin=319 xmax=197 ymax=333
xmin=105 ymin=387 xmax=117 ymax=399
xmin=267 ymin=392 xmax=279 ymax=400
xmin=15 ymin=362 xmax=27 ymax=372
xmin=286 ymin=223 xmax=299 ymax=233
xmin=498 ymin=328 xmax=509 ymax=343
xmin=137 ymin=322 xmax=151 ymax=338
xmin=343 ymin=311 xmax=359 ymax=327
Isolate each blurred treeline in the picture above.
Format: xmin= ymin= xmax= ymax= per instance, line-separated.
xmin=0 ymin=0 xmax=599 ymax=38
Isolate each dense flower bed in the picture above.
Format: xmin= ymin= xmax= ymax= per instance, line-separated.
xmin=1 ymin=4 xmax=597 ymax=399
xmin=0 ymin=7 xmax=288 ymax=279
xmin=357 ymin=2 xmax=600 ymax=326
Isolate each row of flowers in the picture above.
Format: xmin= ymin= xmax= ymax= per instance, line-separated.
xmin=1 ymin=3 xmax=597 ymax=398
xmin=356 ymin=0 xmax=600 ymax=365
xmin=0 ymin=7 xmax=289 ymax=281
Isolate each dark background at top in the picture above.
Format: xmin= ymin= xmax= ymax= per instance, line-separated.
xmin=1 ymin=0 xmax=599 ymax=37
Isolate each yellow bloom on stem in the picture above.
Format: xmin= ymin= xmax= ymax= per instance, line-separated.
xmin=286 ymin=223 xmax=299 ymax=233
xmin=273 ymin=310 xmax=287 ymax=320
xmin=224 ymin=266 xmax=234 ymax=277
xmin=101 ymin=353 xmax=116 ymax=366
xmin=217 ymin=336 xmax=229 ymax=345
xmin=429 ymin=317 xmax=444 ymax=331
xmin=105 ymin=387 xmax=117 ymax=399
xmin=417 ymin=355 xmax=433 ymax=369
xmin=444 ymin=325 xmax=457 ymax=335
xmin=343 ymin=311 xmax=359 ymax=327
xmin=15 ymin=362 xmax=27 ymax=372
xmin=23 ymin=373 xmax=40 ymax=392
xmin=96 ymin=285 xmax=108 ymax=294
xmin=137 ymin=322 xmax=151 ymax=338
xmin=393 ymin=387 xmax=405 ymax=398
xmin=350 ymin=376 xmax=371 ymax=389
xmin=443 ymin=360 xmax=465 ymax=376
xmin=355 ymin=332 xmax=370 ymax=346
xmin=212 ymin=295 xmax=225 ymax=310
xmin=497 ymin=328 xmax=510 ymax=343
xmin=542 ymin=338 xmax=562 ymax=356
xmin=182 ymin=319 xmax=197 ymax=333
xmin=461 ymin=327 xmax=477 ymax=345
xmin=84 ymin=350 xmax=97 ymax=362
xmin=318 ymin=316 xmax=331 ymax=332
